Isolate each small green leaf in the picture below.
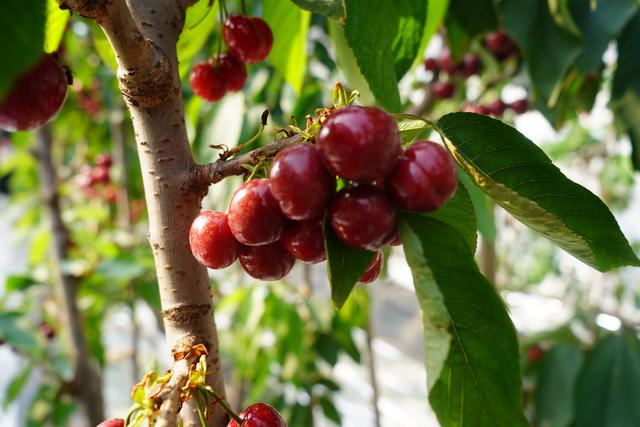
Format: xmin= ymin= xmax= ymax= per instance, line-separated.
xmin=414 ymin=0 xmax=449 ymax=68
xmin=394 ymin=116 xmax=431 ymax=144
xmin=263 ymin=0 xmax=311 ymax=95
xmin=177 ymin=0 xmax=219 ymax=78
xmin=5 ymin=275 xmax=39 ymax=292
xmin=44 ymin=0 xmax=69 ymax=53
xmin=3 ymin=365 xmax=31 ymax=408
xmin=289 ymin=0 xmax=346 ymax=22
xmin=323 ymin=220 xmax=374 ymax=309
xmin=391 ymin=2 xmax=428 ymax=78
xmin=549 ymin=0 xmax=582 ymax=36
xmin=0 ymin=313 xmax=41 ymax=357
xmin=96 ymin=257 xmax=146 ymax=280
xmin=401 ymin=215 xmax=528 ymax=426
xmin=534 ymin=343 xmax=583 ymax=427
xmin=427 ymin=181 xmax=477 ymax=252
xmin=318 ymin=395 xmax=341 ymax=424
xmin=436 ymin=112 xmax=640 ymax=271
xmin=574 ymin=335 xmax=640 ymax=427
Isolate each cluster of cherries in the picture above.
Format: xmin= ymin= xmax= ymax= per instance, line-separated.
xmin=0 ymin=54 xmax=69 ymax=132
xmin=190 ymin=14 xmax=273 ymax=102
xmin=97 ymin=402 xmax=287 ymax=427
xmin=463 ymin=98 xmax=528 ymax=117
xmin=77 ymin=153 xmax=118 ymax=202
xmin=189 ymin=105 xmax=458 ymax=284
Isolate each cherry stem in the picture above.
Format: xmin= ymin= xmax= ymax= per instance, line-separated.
xmin=200 ymin=385 xmax=243 ymax=424
xmin=241 ymin=0 xmax=247 ymax=15
xmin=217 ymin=1 xmax=225 ymax=58
xmin=194 ymin=390 xmax=209 ymax=427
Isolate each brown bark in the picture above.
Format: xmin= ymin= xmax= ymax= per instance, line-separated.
xmin=33 ymin=125 xmax=105 ymax=425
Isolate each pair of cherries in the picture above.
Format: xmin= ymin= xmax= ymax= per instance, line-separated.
xmin=190 ymin=15 xmax=273 ymax=102
xmin=189 ymin=105 xmax=458 ymax=285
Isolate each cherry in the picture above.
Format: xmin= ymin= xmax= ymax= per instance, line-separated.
xmin=387 ymin=140 xmax=457 ymax=212
xmin=329 ymin=186 xmax=397 ymax=250
xmin=223 ymin=15 xmax=273 ymax=64
xmin=461 ymin=54 xmax=482 ymax=77
xmin=190 ymin=62 xmax=226 ymax=102
xmin=527 ymin=345 xmax=544 ymax=364
xmin=189 ymin=211 xmax=240 ymax=269
xmin=91 ymin=165 xmax=110 ymax=184
xmin=269 ymin=144 xmax=335 ymax=220
xmin=227 ymin=403 xmax=287 ymax=427
xmin=463 ymin=104 xmax=490 ymax=115
xmin=358 ymin=251 xmax=383 ymax=284
xmin=38 ymin=321 xmax=55 ymax=340
xmin=0 ymin=54 xmax=68 ymax=132
xmin=424 ymin=57 xmax=440 ymax=72
xmin=317 ymin=106 xmax=401 ymax=181
xmin=228 ymin=179 xmax=286 ymax=246
xmin=485 ymin=30 xmax=518 ymax=60
xmin=96 ymin=419 xmax=124 ymax=427
xmin=432 ymin=81 xmax=455 ymax=99
xmin=218 ymin=54 xmax=247 ymax=92
xmin=386 ymin=231 xmax=402 ymax=246
xmin=239 ymin=242 xmax=295 ymax=281
xmin=487 ymin=99 xmax=506 ymax=116
xmin=95 ymin=153 xmax=113 ymax=168
xmin=281 ymin=219 xmax=326 ymax=264
xmin=510 ymin=99 xmax=529 ymax=114
xmin=438 ymin=49 xmax=458 ymax=75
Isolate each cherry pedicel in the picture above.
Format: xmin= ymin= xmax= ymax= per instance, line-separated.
xmin=190 ymin=62 xmax=226 ymax=102
xmin=228 ymin=179 xmax=286 ymax=246
xmin=227 ymin=402 xmax=287 ymax=427
xmin=269 ymin=144 xmax=335 ymax=220
xmin=223 ymin=15 xmax=273 ymax=64
xmin=189 ymin=211 xmax=240 ymax=269
xmin=329 ymin=186 xmax=397 ymax=251
xmin=96 ymin=419 xmax=125 ymax=427
xmin=358 ymin=250 xmax=383 ymax=284
xmin=0 ymin=54 xmax=68 ymax=132
xmin=239 ymin=242 xmax=295 ymax=281
xmin=387 ymin=140 xmax=457 ymax=212
xmin=317 ymin=106 xmax=401 ymax=181
xmin=281 ymin=218 xmax=326 ymax=264
xmin=217 ymin=54 xmax=247 ymax=92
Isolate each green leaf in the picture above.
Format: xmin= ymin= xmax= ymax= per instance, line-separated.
xmin=570 ymin=0 xmax=637 ymax=75
xmin=6 ymin=275 xmax=39 ymax=292
xmin=44 ymin=0 xmax=69 ymax=53
xmin=436 ymin=112 xmax=640 ymax=271
xmin=611 ymin=12 xmax=640 ymax=171
xmin=500 ymin=0 xmax=582 ymax=104
xmin=318 ymin=395 xmax=341 ymax=424
xmin=534 ymin=343 xmax=583 ymax=427
xmin=394 ymin=116 xmax=431 ymax=144
xmin=428 ymin=181 xmax=477 ymax=252
xmin=177 ymin=0 xmax=219 ymax=78
xmin=323 ymin=219 xmax=374 ymax=309
xmin=341 ymin=0 xmax=402 ymax=111
xmin=459 ymin=172 xmax=496 ymax=242
xmin=263 ymin=0 xmax=311 ymax=95
xmin=446 ymin=0 xmax=498 ymax=37
xmin=96 ymin=257 xmax=146 ymax=281
xmin=391 ymin=2 xmax=427 ymax=78
xmin=0 ymin=0 xmax=46 ymax=98
xmin=401 ymin=215 xmax=527 ymax=426
xmin=574 ymin=335 xmax=640 ymax=427
xmin=0 ymin=312 xmax=41 ymax=357
xmin=414 ymin=0 xmax=449 ymax=68
xmin=3 ymin=365 xmax=31 ymax=408
xmin=549 ymin=0 xmax=582 ymax=36
xmin=289 ymin=0 xmax=346 ymax=22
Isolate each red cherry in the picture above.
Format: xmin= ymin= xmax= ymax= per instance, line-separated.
xmin=281 ymin=219 xmax=326 ymax=264
xmin=227 ymin=403 xmax=287 ymax=427
xmin=0 ymin=54 xmax=68 ymax=132
xmin=189 ymin=211 xmax=240 ymax=269
xmin=461 ymin=54 xmax=482 ymax=76
xmin=217 ymin=54 xmax=247 ymax=92
xmin=527 ymin=345 xmax=544 ymax=364
xmin=317 ymin=106 xmax=401 ymax=181
xmin=424 ymin=57 xmax=440 ymax=72
xmin=91 ymin=165 xmax=110 ymax=184
xmin=239 ymin=242 xmax=295 ymax=281
xmin=432 ymin=81 xmax=455 ymax=99
xmin=487 ymin=99 xmax=506 ymax=116
xmin=252 ymin=17 xmax=273 ymax=62
xmin=387 ymin=140 xmax=457 ymax=212
xmin=97 ymin=419 xmax=125 ymax=427
xmin=438 ymin=49 xmax=459 ymax=75
xmin=223 ymin=15 xmax=272 ymax=64
xmin=228 ymin=179 xmax=286 ymax=246
xmin=269 ymin=144 xmax=335 ymax=220
xmin=463 ymin=104 xmax=489 ymax=115
xmin=189 ymin=62 xmax=227 ymax=102
xmin=38 ymin=321 xmax=55 ymax=340
xmin=485 ymin=30 xmax=518 ymax=60
xmin=358 ymin=251 xmax=383 ymax=284
xmin=386 ymin=231 xmax=401 ymax=246
xmin=510 ymin=99 xmax=529 ymax=114
xmin=95 ymin=153 xmax=112 ymax=168
xmin=329 ymin=186 xmax=397 ymax=250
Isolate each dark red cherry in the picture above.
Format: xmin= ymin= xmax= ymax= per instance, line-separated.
xmin=189 ymin=62 xmax=227 ymax=102
xmin=510 ymin=99 xmax=529 ymax=114
xmin=217 ymin=54 xmax=247 ymax=92
xmin=424 ymin=57 xmax=440 ymax=72
xmin=228 ymin=179 xmax=286 ymax=246
xmin=227 ymin=402 xmax=287 ymax=427
xmin=329 ymin=186 xmax=397 ymax=250
xmin=38 ymin=321 xmax=55 ymax=340
xmin=387 ymin=140 xmax=457 ymax=212
xmin=239 ymin=242 xmax=295 ymax=281
xmin=281 ymin=219 xmax=326 ymax=264
xmin=95 ymin=153 xmax=112 ymax=168
xmin=438 ymin=49 xmax=459 ymax=75
xmin=358 ymin=251 xmax=383 ymax=284
xmin=463 ymin=104 xmax=490 ymax=115
xmin=223 ymin=15 xmax=272 ymax=64
xmin=462 ymin=54 xmax=482 ymax=76
xmin=386 ymin=230 xmax=401 ymax=246
xmin=485 ymin=30 xmax=518 ymax=60
xmin=189 ymin=211 xmax=240 ymax=269
xmin=269 ymin=144 xmax=335 ymax=220
xmin=317 ymin=106 xmax=401 ymax=181
xmin=432 ymin=81 xmax=455 ymax=99
xmin=97 ymin=419 xmax=125 ymax=427
xmin=0 ymin=54 xmax=68 ymax=131
xmin=91 ymin=165 xmax=110 ymax=184
xmin=487 ymin=99 xmax=506 ymax=116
